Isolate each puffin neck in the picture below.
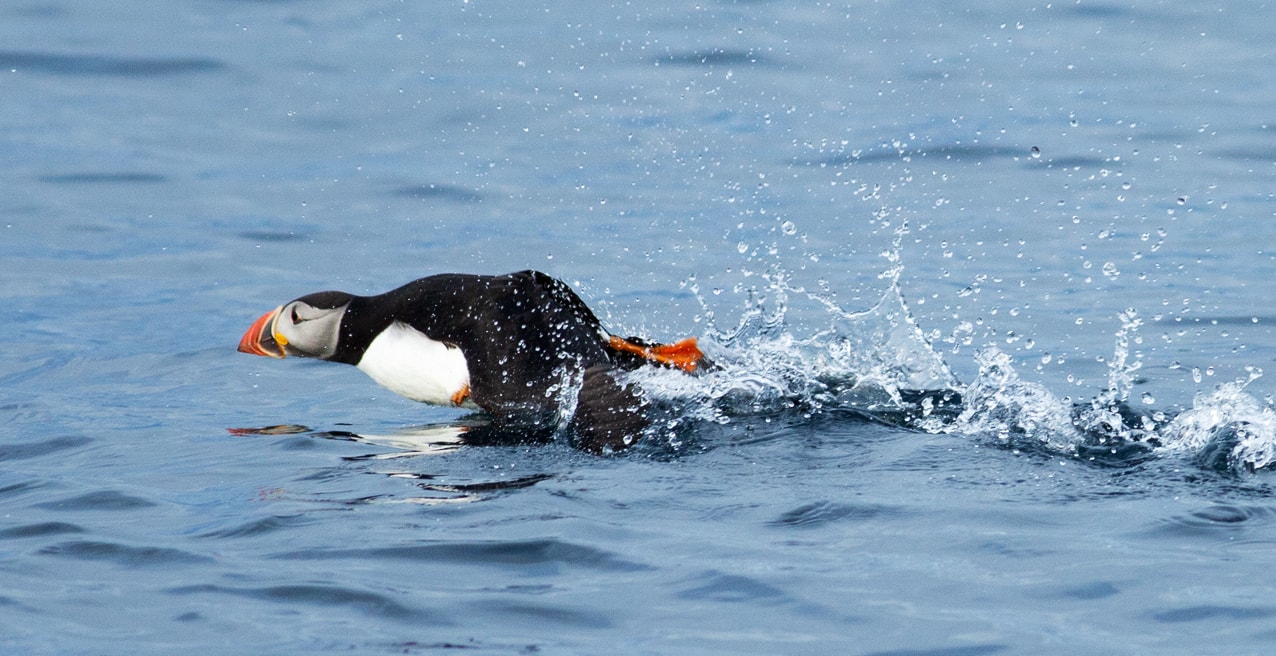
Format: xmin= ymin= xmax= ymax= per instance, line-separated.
xmin=328 ymin=294 xmax=387 ymax=365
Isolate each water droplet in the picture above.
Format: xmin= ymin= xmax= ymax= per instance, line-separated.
xmin=780 ymin=220 xmax=797 ymax=235
xmin=1101 ymin=262 xmax=1120 ymax=280
xmin=1030 ymin=146 xmax=1041 ymax=158
xmin=1141 ymin=392 xmax=1155 ymax=405
xmin=737 ymin=242 xmax=749 ymax=254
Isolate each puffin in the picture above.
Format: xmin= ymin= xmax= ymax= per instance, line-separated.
xmin=237 ymin=270 xmax=706 ymax=452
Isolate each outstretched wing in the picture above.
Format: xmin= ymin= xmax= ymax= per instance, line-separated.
xmin=568 ymin=365 xmax=650 ymax=454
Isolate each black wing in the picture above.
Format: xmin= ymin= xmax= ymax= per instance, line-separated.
xmin=381 ymin=270 xmax=614 ymax=420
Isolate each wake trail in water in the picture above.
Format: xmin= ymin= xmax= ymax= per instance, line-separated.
xmin=633 ymin=265 xmax=1276 ymax=475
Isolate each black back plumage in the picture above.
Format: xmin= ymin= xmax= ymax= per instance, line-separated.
xmin=332 ymin=270 xmax=613 ymax=420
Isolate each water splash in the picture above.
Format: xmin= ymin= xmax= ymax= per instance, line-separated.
xmin=635 ymin=263 xmax=1276 ymax=474
xmin=633 ymin=262 xmax=960 ymax=430
xmin=1158 ymin=374 xmax=1276 ymax=473
xmin=945 ymin=347 xmax=1080 ymax=452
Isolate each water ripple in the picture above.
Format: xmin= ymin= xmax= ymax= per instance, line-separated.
xmin=271 ymin=538 xmax=650 ymax=572
xmin=393 ymin=183 xmax=483 ymax=203
xmin=477 ymin=600 xmax=612 ymax=629
xmin=1152 ymin=504 xmax=1276 ymax=536
xmin=0 ymin=435 xmax=92 ymax=462
xmin=768 ymin=501 xmax=897 ymax=528
xmin=796 ymin=144 xmax=1026 ymax=167
xmin=0 ymin=50 xmax=225 ymax=76
xmin=677 ymin=570 xmax=787 ymax=603
xmin=197 ymin=515 xmax=313 ymax=539
xmin=235 ymin=231 xmax=311 ymax=243
xmin=0 ymin=481 xmax=47 ymax=499
xmin=38 ymin=173 xmax=166 ymax=184
xmin=38 ymin=540 xmax=212 ymax=567
xmin=1151 ymin=605 xmax=1276 ymax=623
xmin=34 ymin=490 xmax=157 ymax=511
xmin=167 ymin=583 xmax=435 ymax=623
xmin=0 ymin=522 xmax=85 ymax=539
xmin=1056 ymin=581 xmax=1120 ymax=601
xmin=861 ymin=647 xmax=1008 ymax=656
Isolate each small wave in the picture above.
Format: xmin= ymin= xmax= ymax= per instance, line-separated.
xmin=269 ymin=538 xmax=649 ymax=572
xmin=0 ymin=435 xmax=93 ymax=462
xmin=1152 ymin=504 xmax=1276 ymax=537
xmin=768 ymin=501 xmax=900 ymax=528
xmin=167 ymin=583 xmax=431 ymax=623
xmin=38 ymin=540 xmax=212 ymax=567
xmin=35 ymin=489 xmax=157 ymax=512
xmin=0 ymin=522 xmax=86 ymax=540
xmin=0 ymin=50 xmax=224 ymax=77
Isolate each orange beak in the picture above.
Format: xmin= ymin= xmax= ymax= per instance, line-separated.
xmin=238 ymin=306 xmax=286 ymax=358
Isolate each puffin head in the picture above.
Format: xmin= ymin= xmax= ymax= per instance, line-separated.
xmin=237 ymin=291 xmax=353 ymax=360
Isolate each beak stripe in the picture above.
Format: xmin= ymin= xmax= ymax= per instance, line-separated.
xmin=238 ymin=306 xmax=287 ymax=358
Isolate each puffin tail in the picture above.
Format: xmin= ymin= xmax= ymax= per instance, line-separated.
xmin=568 ymin=365 xmax=650 ymax=454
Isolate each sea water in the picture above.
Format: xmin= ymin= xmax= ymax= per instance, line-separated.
xmin=4 ymin=1 xmax=1276 ymax=654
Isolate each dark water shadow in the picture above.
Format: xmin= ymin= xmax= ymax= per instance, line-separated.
xmin=38 ymin=173 xmax=167 ymax=184
xmin=197 ymin=514 xmax=315 ymax=540
xmin=1053 ymin=580 xmax=1120 ymax=601
xmin=0 ymin=522 xmax=86 ymax=540
xmin=167 ymin=583 xmax=439 ymax=624
xmin=0 ymin=435 xmax=92 ymax=462
xmin=768 ymin=500 xmax=903 ymax=529
xmin=676 ymin=569 xmax=788 ymax=603
xmin=0 ymin=51 xmax=225 ymax=76
xmin=1151 ymin=605 xmax=1276 ymax=623
xmin=236 ymin=230 xmax=311 ymax=243
xmin=795 ymin=144 xmax=1027 ymax=167
xmin=1024 ymin=154 xmax=1113 ymax=170
xmin=859 ymin=647 xmax=1007 ymax=656
xmin=392 ymin=183 xmax=483 ymax=204
xmin=270 ymin=537 xmax=650 ymax=573
xmin=34 ymin=489 xmax=157 ymax=511
xmin=38 ymin=540 xmax=213 ymax=567
xmin=1147 ymin=503 xmax=1276 ymax=538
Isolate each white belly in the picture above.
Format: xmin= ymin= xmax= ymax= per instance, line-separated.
xmin=355 ymin=321 xmax=473 ymax=407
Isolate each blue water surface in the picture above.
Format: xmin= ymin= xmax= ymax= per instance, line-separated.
xmin=4 ymin=1 xmax=1276 ymax=654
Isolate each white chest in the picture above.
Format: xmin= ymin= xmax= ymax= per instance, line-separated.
xmin=355 ymin=321 xmax=473 ymax=407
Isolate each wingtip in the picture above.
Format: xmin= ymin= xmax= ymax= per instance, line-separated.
xmin=568 ymin=365 xmax=650 ymax=454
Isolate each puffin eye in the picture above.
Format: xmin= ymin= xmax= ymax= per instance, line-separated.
xmin=291 ymin=307 xmax=303 ymax=324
